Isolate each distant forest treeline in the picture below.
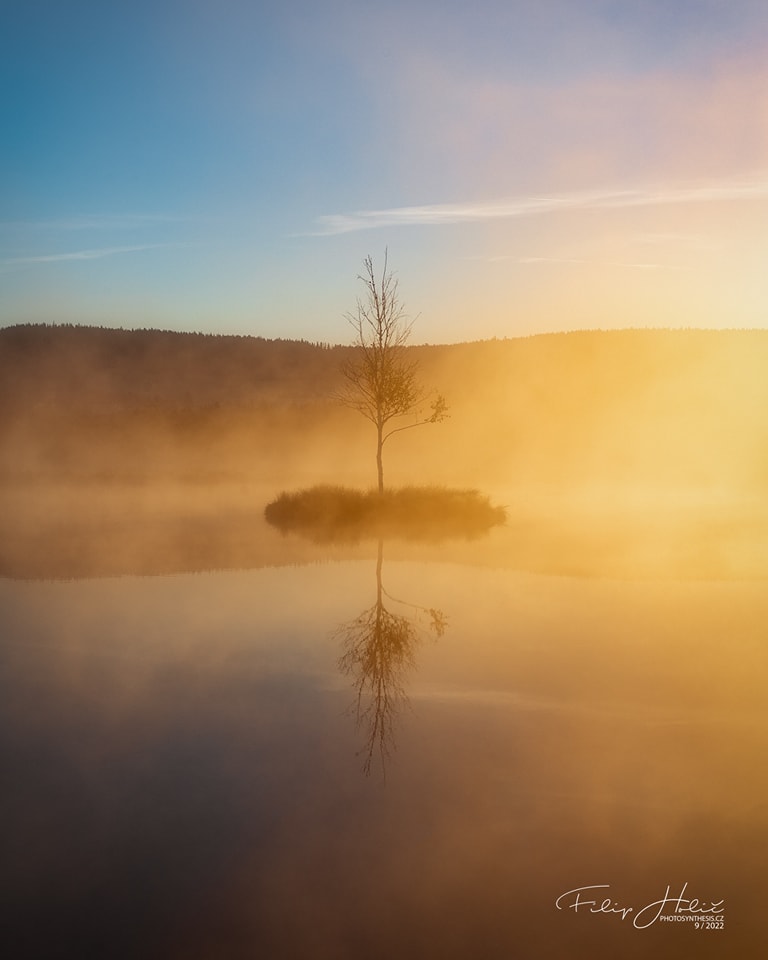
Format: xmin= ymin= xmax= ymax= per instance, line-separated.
xmin=0 ymin=323 xmax=350 ymax=412
xmin=1 ymin=323 xmax=767 ymax=492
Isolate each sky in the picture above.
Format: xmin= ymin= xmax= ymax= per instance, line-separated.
xmin=1 ymin=0 xmax=767 ymax=344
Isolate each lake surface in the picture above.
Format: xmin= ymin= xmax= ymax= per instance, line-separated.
xmin=1 ymin=488 xmax=766 ymax=958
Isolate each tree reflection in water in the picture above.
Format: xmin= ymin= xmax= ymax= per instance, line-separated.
xmin=335 ymin=539 xmax=447 ymax=777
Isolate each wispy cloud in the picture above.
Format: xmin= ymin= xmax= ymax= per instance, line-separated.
xmin=310 ymin=175 xmax=768 ymax=235
xmin=633 ymin=231 xmax=721 ymax=250
xmin=0 ymin=214 xmax=189 ymax=233
xmin=476 ymin=255 xmax=683 ymax=270
xmin=1 ymin=243 xmax=193 ymax=268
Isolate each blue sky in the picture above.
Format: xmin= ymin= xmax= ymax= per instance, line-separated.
xmin=2 ymin=0 xmax=767 ymax=343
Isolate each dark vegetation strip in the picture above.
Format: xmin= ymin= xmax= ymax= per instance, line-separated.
xmin=264 ymin=485 xmax=506 ymax=542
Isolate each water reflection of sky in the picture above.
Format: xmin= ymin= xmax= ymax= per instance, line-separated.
xmin=1 ymin=557 xmax=766 ymax=959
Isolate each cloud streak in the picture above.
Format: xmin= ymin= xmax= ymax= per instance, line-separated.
xmin=478 ymin=255 xmax=684 ymax=270
xmin=1 ymin=243 xmax=191 ymax=268
xmin=311 ymin=175 xmax=768 ymax=235
xmin=0 ymin=214 xmax=189 ymax=233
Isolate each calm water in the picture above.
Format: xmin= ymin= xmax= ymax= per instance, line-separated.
xmin=1 ymin=497 xmax=766 ymax=959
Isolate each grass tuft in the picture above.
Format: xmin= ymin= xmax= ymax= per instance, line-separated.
xmin=264 ymin=485 xmax=506 ymax=542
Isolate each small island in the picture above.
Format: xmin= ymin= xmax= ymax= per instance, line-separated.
xmin=264 ymin=484 xmax=506 ymax=542
xmin=265 ymin=254 xmax=504 ymax=543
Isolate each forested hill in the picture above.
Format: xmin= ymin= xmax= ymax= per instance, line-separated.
xmin=1 ymin=323 xmax=767 ymax=492
xmin=0 ymin=323 xmax=351 ymax=412
xmin=2 ymin=321 xmax=767 ymax=414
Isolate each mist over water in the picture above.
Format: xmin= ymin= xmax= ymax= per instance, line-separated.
xmin=2 ymin=550 xmax=765 ymax=958
xmin=1 ymin=325 xmax=766 ymax=957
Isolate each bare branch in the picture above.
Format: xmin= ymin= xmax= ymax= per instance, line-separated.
xmin=337 ymin=251 xmax=448 ymax=492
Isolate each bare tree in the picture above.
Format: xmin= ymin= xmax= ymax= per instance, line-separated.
xmin=338 ymin=251 xmax=447 ymax=493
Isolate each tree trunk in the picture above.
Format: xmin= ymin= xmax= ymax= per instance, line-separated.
xmin=376 ymin=422 xmax=384 ymax=494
